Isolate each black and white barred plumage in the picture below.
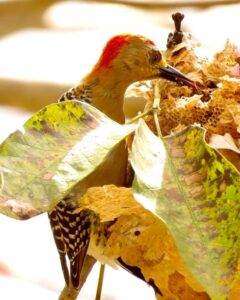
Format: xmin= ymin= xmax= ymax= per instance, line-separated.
xmin=58 ymin=86 xmax=92 ymax=104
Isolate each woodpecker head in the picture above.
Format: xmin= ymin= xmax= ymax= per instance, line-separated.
xmin=92 ymin=34 xmax=194 ymax=88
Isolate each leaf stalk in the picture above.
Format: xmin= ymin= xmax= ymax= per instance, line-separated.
xmin=126 ymin=108 xmax=154 ymax=125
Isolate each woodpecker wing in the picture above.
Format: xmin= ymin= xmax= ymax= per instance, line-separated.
xmin=48 ymin=207 xmax=70 ymax=285
xmin=49 ymin=203 xmax=93 ymax=290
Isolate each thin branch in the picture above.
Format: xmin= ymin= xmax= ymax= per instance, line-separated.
xmin=126 ymin=108 xmax=154 ymax=125
xmin=95 ymin=264 xmax=105 ymax=300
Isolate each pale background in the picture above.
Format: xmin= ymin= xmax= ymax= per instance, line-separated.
xmin=0 ymin=0 xmax=239 ymax=299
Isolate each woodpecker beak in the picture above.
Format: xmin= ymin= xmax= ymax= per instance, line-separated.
xmin=159 ymin=65 xmax=196 ymax=89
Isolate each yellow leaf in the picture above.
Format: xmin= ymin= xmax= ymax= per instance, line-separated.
xmin=78 ymin=185 xmax=210 ymax=299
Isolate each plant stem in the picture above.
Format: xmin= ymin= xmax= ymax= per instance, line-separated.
xmin=95 ymin=264 xmax=105 ymax=300
xmin=126 ymin=108 xmax=153 ymax=124
xmin=153 ymin=84 xmax=162 ymax=138
xmin=126 ymin=85 xmax=162 ymax=137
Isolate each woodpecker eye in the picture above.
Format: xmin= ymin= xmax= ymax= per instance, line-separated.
xmin=149 ymin=50 xmax=162 ymax=65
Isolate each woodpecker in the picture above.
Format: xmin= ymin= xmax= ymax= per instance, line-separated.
xmin=48 ymin=34 xmax=194 ymax=298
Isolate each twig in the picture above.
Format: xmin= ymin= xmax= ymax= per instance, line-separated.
xmin=95 ymin=264 xmax=105 ymax=300
xmin=126 ymin=108 xmax=154 ymax=125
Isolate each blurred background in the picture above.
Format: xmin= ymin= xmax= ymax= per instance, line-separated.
xmin=0 ymin=0 xmax=239 ymax=299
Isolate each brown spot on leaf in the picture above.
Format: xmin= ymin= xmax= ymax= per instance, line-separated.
xmin=170 ymin=148 xmax=185 ymax=158
xmin=81 ymin=115 xmax=99 ymax=130
xmin=181 ymin=165 xmax=197 ymax=175
xmin=212 ymin=248 xmax=225 ymax=257
xmin=165 ymin=188 xmax=183 ymax=203
xmin=40 ymin=120 xmax=56 ymax=135
xmin=216 ymin=212 xmax=228 ymax=222
xmin=197 ymin=200 xmax=216 ymax=209
xmin=4 ymin=199 xmax=40 ymax=220
xmin=200 ymin=216 xmax=211 ymax=222
xmin=43 ymin=172 xmax=53 ymax=180
xmin=18 ymin=208 xmax=40 ymax=220
xmin=209 ymin=231 xmax=219 ymax=240
xmin=184 ymin=173 xmax=206 ymax=185
xmin=168 ymin=271 xmax=210 ymax=300
xmin=219 ymin=180 xmax=227 ymax=192
xmin=189 ymin=185 xmax=204 ymax=196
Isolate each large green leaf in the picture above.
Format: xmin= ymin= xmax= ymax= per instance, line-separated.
xmin=131 ymin=120 xmax=240 ymax=300
xmin=0 ymin=101 xmax=135 ymax=220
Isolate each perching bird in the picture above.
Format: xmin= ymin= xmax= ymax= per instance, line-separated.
xmin=48 ymin=34 xmax=194 ymax=299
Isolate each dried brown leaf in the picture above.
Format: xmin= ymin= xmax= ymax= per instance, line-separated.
xmin=209 ymin=133 xmax=240 ymax=153
xmin=126 ymin=81 xmax=154 ymax=103
xmin=206 ymin=41 xmax=238 ymax=81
